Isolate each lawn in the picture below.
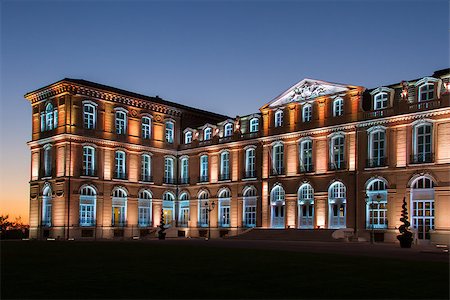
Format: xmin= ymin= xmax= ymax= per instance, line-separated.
xmin=1 ymin=240 xmax=448 ymax=299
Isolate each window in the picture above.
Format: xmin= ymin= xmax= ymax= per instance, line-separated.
xmin=272 ymin=143 xmax=284 ymax=175
xmin=112 ymin=188 xmax=127 ymax=226
xmin=115 ymin=110 xmax=127 ymax=135
xmin=79 ymin=185 xmax=96 ymax=226
xmin=142 ymin=117 xmax=151 ymax=139
xmin=41 ymin=103 xmax=57 ymax=132
xmin=333 ymin=98 xmax=344 ymax=117
xmin=220 ymin=151 xmax=230 ymax=180
xmin=115 ymin=151 xmax=126 ymax=179
xmin=162 ymin=192 xmax=175 ymax=225
xmin=368 ymin=129 xmax=386 ymax=167
xmin=411 ymin=176 xmax=435 ymax=240
xmin=42 ymin=185 xmax=52 ymax=226
xmin=224 ymin=123 xmax=233 ymax=137
xmin=330 ymin=135 xmax=345 ymax=170
xmin=165 ymin=121 xmax=174 ymax=143
xmin=299 ymin=139 xmax=313 ymax=172
xmin=179 ymin=193 xmax=190 ymax=227
xmin=271 ymin=185 xmax=285 ymax=228
xmin=243 ymin=187 xmax=257 ymax=227
xmin=82 ymin=146 xmax=95 ymax=176
xmin=249 ymin=118 xmax=259 ymax=133
xmin=328 ymin=181 xmax=346 ymax=229
xmin=141 ymin=154 xmax=152 ymax=182
xmin=199 ymin=155 xmax=208 ymax=182
xmin=83 ymin=102 xmax=96 ymax=129
xmin=412 ymin=123 xmax=433 ymax=163
xmin=180 ymin=157 xmax=189 ymax=184
xmin=366 ymin=179 xmax=387 ymax=230
xmin=164 ymin=157 xmax=174 ymax=184
xmin=218 ymin=189 xmax=231 ymax=227
xmin=198 ymin=192 xmax=209 ymax=227
xmin=204 ymin=127 xmax=212 ymax=141
xmin=419 ymin=83 xmax=434 ymax=102
xmin=274 ymin=110 xmax=283 ymax=127
xmin=302 ymin=104 xmax=312 ymax=122
xmin=298 ymin=184 xmax=314 ymax=229
xmin=43 ymin=145 xmax=52 ymax=177
xmin=138 ymin=190 xmax=152 ymax=227
xmin=374 ymin=92 xmax=388 ymax=110
xmin=245 ymin=148 xmax=256 ymax=178
xmin=184 ymin=131 xmax=193 ymax=144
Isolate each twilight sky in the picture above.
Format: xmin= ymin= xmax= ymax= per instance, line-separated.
xmin=0 ymin=0 xmax=448 ymax=222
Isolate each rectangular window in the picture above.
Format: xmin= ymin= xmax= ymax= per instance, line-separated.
xmin=141 ymin=155 xmax=151 ymax=182
xmin=302 ymin=105 xmax=312 ymax=122
xmin=83 ymin=104 xmax=96 ymax=129
xmin=250 ymin=119 xmax=259 ymax=133
xmin=115 ymin=111 xmax=127 ymax=134
xmin=165 ymin=122 xmax=174 ymax=143
xmin=115 ymin=152 xmax=126 ymax=179
xmin=200 ymin=156 xmax=208 ymax=182
xmin=142 ymin=117 xmax=151 ymax=139
xmin=244 ymin=205 xmax=256 ymax=227
xmin=180 ymin=158 xmax=189 ymax=184
xmin=274 ymin=111 xmax=283 ymax=127
xmin=300 ymin=140 xmax=313 ymax=172
xmin=245 ymin=149 xmax=256 ymax=177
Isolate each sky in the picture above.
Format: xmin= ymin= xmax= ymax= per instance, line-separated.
xmin=0 ymin=0 xmax=449 ymax=222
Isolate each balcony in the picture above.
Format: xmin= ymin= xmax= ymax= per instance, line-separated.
xmin=113 ymin=171 xmax=127 ymax=180
xmin=298 ymin=164 xmax=314 ymax=173
xmin=409 ymin=99 xmax=441 ymax=111
xmin=328 ymin=161 xmax=347 ymax=171
xmin=270 ymin=167 xmax=285 ymax=176
xmin=163 ymin=177 xmax=175 ymax=184
xmin=363 ymin=107 xmax=394 ymax=119
xmin=241 ymin=132 xmax=260 ymax=139
xmin=410 ymin=153 xmax=434 ymax=164
xmin=243 ymin=170 xmax=256 ymax=179
xmin=198 ymin=175 xmax=209 ymax=183
xmin=141 ymin=175 xmax=153 ymax=183
xmin=80 ymin=168 xmax=97 ymax=177
xmin=366 ymin=158 xmax=387 ymax=168
xmin=179 ymin=177 xmax=190 ymax=185
xmin=219 ymin=173 xmax=230 ymax=181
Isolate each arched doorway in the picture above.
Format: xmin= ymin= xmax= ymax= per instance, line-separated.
xmin=298 ymin=183 xmax=314 ymax=229
xmin=271 ymin=185 xmax=285 ymax=228
xmin=328 ymin=181 xmax=346 ymax=229
xmin=162 ymin=192 xmax=175 ymax=226
xmin=410 ymin=176 xmax=435 ymax=240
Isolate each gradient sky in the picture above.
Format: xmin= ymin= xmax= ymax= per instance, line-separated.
xmin=1 ymin=0 xmax=448 ymax=222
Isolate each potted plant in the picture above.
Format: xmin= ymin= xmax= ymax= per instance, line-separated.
xmin=397 ymin=197 xmax=413 ymax=248
xmin=158 ymin=208 xmax=166 ymax=240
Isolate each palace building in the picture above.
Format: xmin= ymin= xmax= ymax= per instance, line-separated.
xmin=25 ymin=69 xmax=450 ymax=244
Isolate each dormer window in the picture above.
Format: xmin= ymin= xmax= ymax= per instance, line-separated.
xmin=374 ymin=92 xmax=388 ymax=110
xmin=274 ymin=110 xmax=283 ymax=127
xmin=419 ymin=83 xmax=434 ymax=102
xmin=249 ymin=118 xmax=259 ymax=132
xmin=224 ymin=123 xmax=233 ymax=137
xmin=204 ymin=127 xmax=212 ymax=140
xmin=184 ymin=131 xmax=193 ymax=144
xmin=333 ymin=98 xmax=344 ymax=117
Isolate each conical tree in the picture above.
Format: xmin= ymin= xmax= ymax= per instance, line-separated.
xmin=158 ymin=208 xmax=166 ymax=240
xmin=397 ymin=197 xmax=413 ymax=248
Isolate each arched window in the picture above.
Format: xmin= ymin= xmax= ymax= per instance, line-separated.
xmin=271 ymin=185 xmax=285 ymax=228
xmin=179 ymin=192 xmax=190 ymax=227
xmin=203 ymin=127 xmax=212 ymax=141
xmin=82 ymin=146 xmax=95 ymax=176
xmin=302 ymin=104 xmax=312 ymax=122
xmin=199 ymin=155 xmax=208 ymax=182
xmin=373 ymin=92 xmax=388 ymax=110
xmin=245 ymin=148 xmax=256 ymax=178
xmin=272 ymin=143 xmax=284 ymax=175
xmin=43 ymin=103 xmax=57 ymax=131
xmin=43 ymin=144 xmax=52 ymax=178
xmin=224 ymin=123 xmax=233 ymax=137
xmin=328 ymin=181 xmax=346 ymax=229
xmin=298 ymin=184 xmax=314 ymax=228
xmin=138 ymin=190 xmax=152 ymax=227
xmin=218 ymin=189 xmax=231 ymax=227
xmin=115 ymin=110 xmax=127 ymax=135
xmin=165 ymin=121 xmax=174 ymax=143
xmin=141 ymin=154 xmax=152 ymax=182
xmin=333 ymin=98 xmax=344 ymax=117
xmin=243 ymin=186 xmax=257 ymax=227
xmin=80 ymin=185 xmax=96 ymax=226
xmin=162 ymin=192 xmax=175 ymax=225
xmin=220 ymin=151 xmax=230 ymax=181
xmin=198 ymin=191 xmax=209 ymax=227
xmin=83 ymin=102 xmax=97 ymax=129
xmin=142 ymin=117 xmax=152 ymax=139
xmin=367 ymin=128 xmax=386 ymax=167
xmin=299 ymin=139 xmax=313 ymax=172
xmin=42 ymin=185 xmax=52 ymax=227
xmin=114 ymin=151 xmax=126 ymax=179
xmin=411 ymin=176 xmax=435 ymax=240
xmin=329 ymin=135 xmax=345 ymax=170
xmin=366 ymin=179 xmax=388 ymax=230
xmin=412 ymin=123 xmax=433 ymax=163
xmin=112 ymin=187 xmax=127 ymax=226
xmin=249 ymin=118 xmax=259 ymax=133
xmin=419 ymin=83 xmax=434 ymax=102
xmin=274 ymin=110 xmax=283 ymax=127
xmin=164 ymin=157 xmax=174 ymax=184
xmin=180 ymin=157 xmax=189 ymax=184
xmin=184 ymin=131 xmax=193 ymax=144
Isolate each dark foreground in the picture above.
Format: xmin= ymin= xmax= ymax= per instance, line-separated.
xmin=1 ymin=239 xmax=449 ymax=299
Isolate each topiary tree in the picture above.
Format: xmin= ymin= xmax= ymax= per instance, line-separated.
xmin=158 ymin=208 xmax=166 ymax=240
xmin=397 ymin=197 xmax=413 ymax=248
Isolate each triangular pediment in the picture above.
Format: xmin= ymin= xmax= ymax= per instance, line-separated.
xmin=265 ymin=78 xmax=354 ymax=108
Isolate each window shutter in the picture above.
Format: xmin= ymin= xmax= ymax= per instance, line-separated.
xmin=40 ymin=112 xmax=45 ymax=131
xmin=53 ymin=110 xmax=58 ymax=128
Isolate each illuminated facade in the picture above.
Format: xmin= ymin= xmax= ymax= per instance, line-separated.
xmin=25 ymin=69 xmax=450 ymax=244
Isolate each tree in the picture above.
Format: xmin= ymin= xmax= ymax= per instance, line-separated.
xmin=397 ymin=197 xmax=413 ymax=248
xmin=158 ymin=208 xmax=166 ymax=240
xmin=0 ymin=215 xmax=12 ymax=231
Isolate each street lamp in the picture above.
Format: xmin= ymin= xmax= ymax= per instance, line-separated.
xmin=205 ymin=201 xmax=215 ymax=241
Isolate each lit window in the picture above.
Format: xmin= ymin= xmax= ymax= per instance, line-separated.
xmin=184 ymin=131 xmax=193 ymax=144
xmin=199 ymin=155 xmax=208 ymax=182
xmin=299 ymin=139 xmax=313 ymax=172
xmin=218 ymin=189 xmax=231 ymax=227
xmin=374 ymin=92 xmax=388 ymax=110
xmin=80 ymin=185 xmax=96 ymax=226
xmin=82 ymin=146 xmax=96 ymax=176
xmin=198 ymin=192 xmax=209 ymax=227
xmin=367 ymin=129 xmax=386 ymax=167
xmin=224 ymin=123 xmax=233 ymax=137
xmin=141 ymin=154 xmax=152 ymax=182
xmin=42 ymin=185 xmax=52 ymax=226
xmin=165 ymin=121 xmax=174 ymax=143
xmin=138 ymin=190 xmax=152 ymax=227
xmin=220 ymin=151 xmax=230 ymax=180
xmin=274 ymin=110 xmax=283 ymax=127
xmin=180 ymin=157 xmax=189 ymax=184
xmin=250 ymin=118 xmax=259 ymax=133
xmin=330 ymin=135 xmax=345 ymax=170
xmin=302 ymin=104 xmax=312 ymax=122
xmin=178 ymin=193 xmax=190 ymax=227
xmin=243 ymin=187 xmax=257 ymax=227
xmin=411 ymin=176 xmax=435 ymax=240
xmin=245 ymin=148 xmax=256 ymax=178
xmin=270 ymin=185 xmax=285 ymax=228
xmin=83 ymin=102 xmax=97 ymax=129
xmin=142 ymin=117 xmax=151 ymax=139
xmin=419 ymin=83 xmax=434 ymax=102
xmin=412 ymin=123 xmax=432 ymax=163
xmin=43 ymin=145 xmax=52 ymax=177
xmin=164 ymin=157 xmax=174 ymax=183
xmin=204 ymin=127 xmax=212 ymax=141
xmin=115 ymin=110 xmax=127 ymax=135
xmin=272 ymin=143 xmax=284 ymax=175
xmin=115 ymin=151 xmax=126 ymax=179
xmin=112 ymin=188 xmax=127 ymax=226
xmin=298 ymin=184 xmax=314 ymax=229
xmin=41 ymin=103 xmax=57 ymax=132
xmin=333 ymin=98 xmax=344 ymax=117
xmin=328 ymin=181 xmax=346 ymax=229
xmin=366 ymin=179 xmax=387 ymax=230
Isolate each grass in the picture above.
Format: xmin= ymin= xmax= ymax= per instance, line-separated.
xmin=1 ymin=240 xmax=449 ymax=299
